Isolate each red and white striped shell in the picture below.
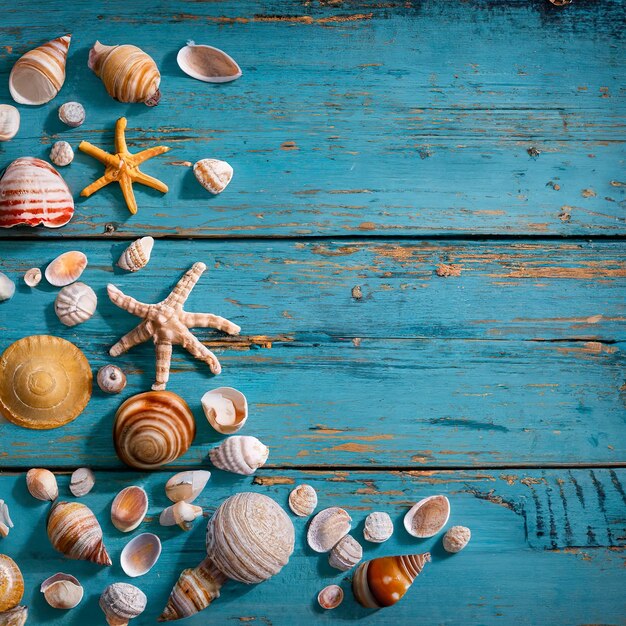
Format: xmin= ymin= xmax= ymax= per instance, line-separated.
xmin=0 ymin=157 xmax=74 ymax=228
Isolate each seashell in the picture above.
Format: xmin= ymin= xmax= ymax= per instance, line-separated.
xmin=442 ymin=525 xmax=471 ymax=553
xmin=165 ymin=470 xmax=211 ymax=504
xmin=176 ymin=41 xmax=242 ymax=83
xmin=50 ymin=141 xmax=74 ymax=167
xmin=26 ymin=468 xmax=58 ymax=501
xmin=0 ymin=273 xmax=15 ymax=302
xmin=209 ymin=436 xmax=268 ymax=475
xmin=111 ymin=486 xmax=148 ymax=533
xmin=100 ymin=583 xmax=147 ymax=626
xmin=0 ymin=157 xmax=74 ymax=228
xmin=120 ymin=533 xmax=161 ymax=578
xmin=0 ymin=502 xmax=13 ymax=539
xmin=54 ymin=282 xmax=97 ymax=326
xmin=288 ymin=484 xmax=317 ymax=517
xmin=363 ymin=511 xmax=394 ymax=543
xmin=201 ymin=387 xmax=247 ymax=434
xmin=45 ymin=251 xmax=87 ymax=287
xmin=97 ymin=365 xmax=127 ymax=394
xmin=159 ymin=501 xmax=203 ymax=531
xmin=58 ymin=102 xmax=85 ymax=128
xmin=193 ymin=159 xmax=233 ymax=195
xmin=89 ymin=41 xmax=161 ymax=106
xmin=117 ymin=236 xmax=154 ymax=272
xmin=23 ymin=268 xmax=42 ymax=288
xmin=9 ymin=35 xmax=71 ymax=105
xmin=0 ymin=605 xmax=28 ymax=626
xmin=0 ymin=335 xmax=92 ymax=430
xmin=403 ymin=495 xmax=450 ymax=538
xmin=0 ymin=105 xmax=20 ymax=142
xmin=317 ymin=585 xmax=343 ymax=610
xmin=307 ymin=507 xmax=351 ymax=553
xmin=0 ymin=555 xmax=24 ymax=613
xmin=328 ymin=534 xmax=362 ymax=571
xmin=40 ymin=573 xmax=83 ymax=609
xmin=47 ymin=500 xmax=112 ymax=566
xmin=69 ymin=467 xmax=95 ymax=497
xmin=113 ymin=391 xmax=195 ymax=470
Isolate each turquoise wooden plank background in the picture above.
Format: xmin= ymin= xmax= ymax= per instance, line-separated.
xmin=0 ymin=0 xmax=625 ymax=624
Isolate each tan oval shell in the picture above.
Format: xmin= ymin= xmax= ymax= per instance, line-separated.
xmin=403 ymin=495 xmax=450 ymax=538
xmin=58 ymin=101 xmax=85 ymax=127
xmin=0 ymin=273 xmax=15 ymax=302
xmin=329 ymin=534 xmax=362 ymax=571
xmin=0 ymin=501 xmax=14 ymax=538
xmin=50 ymin=141 xmax=74 ymax=167
xmin=307 ymin=507 xmax=351 ymax=553
xmin=0 ymin=605 xmax=28 ymax=626
xmin=209 ymin=436 xmax=268 ymax=475
xmin=0 ymin=555 xmax=24 ymax=613
xmin=0 ymin=335 xmax=92 ymax=430
xmin=177 ymin=41 xmax=241 ymax=84
xmin=111 ymin=486 xmax=148 ymax=532
xmin=159 ymin=501 xmax=203 ymax=531
xmin=363 ymin=511 xmax=393 ymax=543
xmin=69 ymin=467 xmax=95 ymax=497
xmin=0 ymin=105 xmax=20 ymax=141
xmin=40 ymin=573 xmax=83 ymax=609
xmin=54 ymin=282 xmax=97 ymax=327
xmin=201 ymin=387 xmax=247 ymax=434
xmin=443 ymin=525 xmax=471 ymax=553
xmin=45 ymin=251 xmax=87 ymax=287
xmin=26 ymin=468 xmax=58 ymax=501
xmin=117 ymin=236 xmax=154 ymax=272
xmin=23 ymin=268 xmax=42 ymax=287
xmin=120 ymin=532 xmax=161 ymax=577
xmin=193 ymin=159 xmax=233 ymax=194
xmin=99 ymin=583 xmax=147 ymax=626
xmin=288 ymin=484 xmax=317 ymax=517
xmin=318 ymin=584 xmax=343 ymax=610
xmin=97 ymin=365 xmax=127 ymax=394
xmin=165 ymin=470 xmax=211 ymax=504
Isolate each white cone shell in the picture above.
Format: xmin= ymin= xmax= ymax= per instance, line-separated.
xmin=117 ymin=236 xmax=154 ymax=272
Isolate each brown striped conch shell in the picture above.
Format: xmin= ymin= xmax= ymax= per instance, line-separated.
xmin=89 ymin=41 xmax=161 ymax=106
xmin=193 ymin=159 xmax=233 ymax=194
xmin=0 ymin=336 xmax=92 ymax=430
xmin=47 ymin=500 xmax=112 ymax=566
xmin=0 ymin=157 xmax=74 ymax=228
xmin=201 ymin=387 xmax=247 ymax=434
xmin=0 ymin=555 xmax=24 ymax=612
xmin=117 ymin=236 xmax=154 ymax=272
xmin=443 ymin=525 xmax=471 ymax=553
xmin=159 ymin=501 xmax=203 ymax=531
xmin=45 ymin=251 xmax=87 ymax=287
xmin=58 ymin=102 xmax=85 ymax=128
xmin=23 ymin=268 xmax=42 ymax=288
xmin=352 ymin=553 xmax=431 ymax=608
xmin=0 ymin=605 xmax=28 ymax=626
xmin=9 ymin=35 xmax=71 ymax=105
xmin=288 ymin=484 xmax=317 ymax=517
xmin=0 ymin=502 xmax=13 ymax=538
xmin=120 ymin=533 xmax=161 ymax=578
xmin=329 ymin=534 xmax=362 ymax=571
xmin=159 ymin=492 xmax=294 ymax=621
xmin=403 ymin=495 xmax=450 ymax=538
xmin=100 ymin=583 xmax=146 ymax=626
xmin=177 ymin=41 xmax=241 ymax=83
xmin=364 ymin=511 xmax=393 ymax=543
xmin=0 ymin=105 xmax=20 ymax=142
xmin=0 ymin=273 xmax=15 ymax=302
xmin=111 ymin=486 xmax=148 ymax=532
xmin=209 ymin=436 xmax=268 ymax=475
xmin=40 ymin=573 xmax=83 ymax=609
xmin=26 ymin=468 xmax=58 ymax=501
xmin=165 ymin=470 xmax=211 ymax=504
xmin=54 ymin=282 xmax=97 ymax=327
xmin=69 ymin=468 xmax=95 ymax=497
xmin=97 ymin=365 xmax=127 ymax=394
xmin=307 ymin=507 xmax=351 ymax=553
xmin=318 ymin=585 xmax=343 ymax=610
xmin=113 ymin=391 xmax=196 ymax=470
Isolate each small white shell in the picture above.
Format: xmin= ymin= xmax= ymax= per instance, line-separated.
xmin=40 ymin=573 xmax=83 ymax=609
xmin=363 ymin=511 xmax=393 ymax=543
xmin=328 ymin=534 xmax=362 ymax=571
xmin=159 ymin=501 xmax=203 ymax=531
xmin=117 ymin=236 xmax=154 ymax=272
xmin=0 ymin=500 xmax=14 ymax=538
xmin=26 ymin=468 xmax=58 ymax=501
xmin=120 ymin=532 xmax=162 ymax=577
xmin=69 ymin=468 xmax=95 ymax=497
xmin=45 ymin=251 xmax=88 ymax=287
xmin=209 ymin=435 xmax=269 ymax=475
xmin=54 ymin=282 xmax=97 ymax=326
xmin=193 ymin=158 xmax=233 ymax=194
xmin=177 ymin=41 xmax=242 ymax=83
xmin=0 ymin=272 xmax=16 ymax=302
xmin=111 ymin=486 xmax=149 ymax=533
xmin=307 ymin=507 xmax=352 ymax=553
xmin=0 ymin=104 xmax=20 ymax=141
xmin=443 ymin=525 xmax=471 ymax=553
xmin=404 ymin=495 xmax=450 ymax=538
xmin=58 ymin=102 xmax=85 ymax=128
xmin=23 ymin=268 xmax=42 ymax=287
xmin=165 ymin=470 xmax=211 ymax=504
xmin=201 ymin=387 xmax=248 ymax=434
xmin=288 ymin=484 xmax=317 ymax=517
xmin=318 ymin=584 xmax=343 ymax=610
xmin=99 ymin=583 xmax=147 ymax=626
xmin=97 ymin=365 xmax=127 ymax=394
xmin=50 ymin=141 xmax=74 ymax=167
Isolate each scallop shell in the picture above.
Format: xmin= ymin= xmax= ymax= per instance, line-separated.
xmin=50 ymin=141 xmax=74 ymax=167
xmin=201 ymin=387 xmax=247 ymax=434
xmin=209 ymin=436 xmax=268 ymax=475
xmin=0 ymin=157 xmax=74 ymax=228
xmin=165 ymin=470 xmax=211 ymax=504
xmin=113 ymin=391 xmax=196 ymax=470
xmin=288 ymin=484 xmax=317 ymax=517
xmin=307 ymin=507 xmax=351 ymax=553
xmin=0 ymin=605 xmax=28 ymax=626
xmin=176 ymin=41 xmax=242 ymax=83
xmin=111 ymin=486 xmax=148 ymax=532
xmin=442 ymin=525 xmax=471 ymax=553
xmin=97 ymin=365 xmax=127 ymax=394
xmin=117 ymin=236 xmax=154 ymax=272
xmin=23 ymin=268 xmax=42 ymax=288
xmin=9 ymin=35 xmax=71 ymax=105
xmin=58 ymin=102 xmax=85 ymax=128
xmin=47 ymin=500 xmax=112 ymax=566
xmin=120 ymin=533 xmax=162 ymax=578
xmin=363 ymin=511 xmax=393 ymax=543
xmin=0 ymin=555 xmax=24 ymax=613
xmin=0 ymin=105 xmax=20 ymax=142
xmin=69 ymin=467 xmax=95 ymax=497
xmin=54 ymin=282 xmax=97 ymax=327
xmin=89 ymin=41 xmax=161 ymax=106
xmin=159 ymin=501 xmax=203 ymax=531
xmin=329 ymin=534 xmax=362 ymax=571
xmin=40 ymin=573 xmax=83 ymax=609
xmin=352 ymin=553 xmax=431 ymax=608
xmin=99 ymin=583 xmax=147 ymax=626
xmin=0 ymin=335 xmax=92 ymax=430
xmin=193 ymin=159 xmax=233 ymax=194
xmin=317 ymin=585 xmax=343 ymax=610
xmin=45 ymin=251 xmax=87 ymax=287
xmin=26 ymin=468 xmax=58 ymax=501
xmin=0 ymin=501 xmax=14 ymax=538
xmin=0 ymin=273 xmax=15 ymax=302
xmin=403 ymin=495 xmax=450 ymax=538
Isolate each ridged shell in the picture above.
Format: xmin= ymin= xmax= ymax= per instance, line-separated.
xmin=201 ymin=387 xmax=247 ymax=434
xmin=352 ymin=553 xmax=431 ymax=608
xmin=176 ymin=42 xmax=242 ymax=83
xmin=23 ymin=268 xmax=42 ymax=287
xmin=9 ymin=35 xmax=71 ymax=105
xmin=0 ymin=273 xmax=15 ymax=302
xmin=288 ymin=484 xmax=317 ymax=517
xmin=307 ymin=507 xmax=351 ymax=553
xmin=69 ymin=467 xmax=95 ymax=497
xmin=329 ymin=535 xmax=362 ymax=571
xmin=0 ymin=105 xmax=20 ymax=142
xmin=0 ymin=555 xmax=24 ymax=613
xmin=0 ymin=157 xmax=74 ymax=228
xmin=0 ymin=501 xmax=13 ymax=538
xmin=117 ymin=236 xmax=154 ymax=272
xmin=0 ymin=335 xmax=92 ymax=430
xmin=26 ymin=468 xmax=58 ymax=501
xmin=47 ymin=501 xmax=111 ymax=566
xmin=363 ymin=511 xmax=394 ymax=543
xmin=97 ymin=365 xmax=127 ymax=394
xmin=50 ymin=141 xmax=74 ymax=167
xmin=111 ymin=486 xmax=148 ymax=532
xmin=40 ymin=573 xmax=83 ymax=609
xmin=193 ymin=159 xmax=233 ymax=194
xmin=89 ymin=41 xmax=161 ymax=106
xmin=159 ymin=501 xmax=203 ymax=531
xmin=317 ymin=585 xmax=343 ymax=610
xmin=403 ymin=495 xmax=450 ymax=538
xmin=99 ymin=583 xmax=147 ymax=626
xmin=58 ymin=102 xmax=85 ymax=128
xmin=0 ymin=605 xmax=28 ymax=626
xmin=54 ymin=282 xmax=97 ymax=326
xmin=209 ymin=436 xmax=268 ymax=475
xmin=165 ymin=470 xmax=211 ymax=504
xmin=113 ymin=391 xmax=196 ymax=470
xmin=120 ymin=533 xmax=162 ymax=577
xmin=442 ymin=525 xmax=471 ymax=553
xmin=45 ymin=251 xmax=87 ymax=287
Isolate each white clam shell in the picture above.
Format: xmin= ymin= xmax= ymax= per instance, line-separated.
xmin=159 ymin=501 xmax=203 ymax=531
xmin=443 ymin=525 xmax=471 ymax=553
xmin=165 ymin=470 xmax=211 ymax=503
xmin=99 ymin=583 xmax=147 ymax=626
xmin=45 ymin=251 xmax=88 ymax=287
xmin=23 ymin=268 xmax=42 ymax=287
xmin=0 ymin=104 xmax=20 ymax=141
xmin=403 ymin=495 xmax=450 ymax=538
xmin=120 ymin=532 xmax=162 ymax=577
xmin=288 ymin=484 xmax=318 ymax=517
xmin=328 ymin=534 xmax=362 ymax=571
xmin=117 ymin=236 xmax=154 ymax=272
xmin=209 ymin=435 xmax=269 ymax=475
xmin=318 ymin=584 xmax=343 ymax=610
xmin=0 ymin=272 xmax=16 ymax=302
xmin=69 ymin=468 xmax=95 ymax=497
xmin=54 ymin=282 xmax=97 ymax=327
xmin=307 ymin=507 xmax=352 ymax=553
xmin=201 ymin=387 xmax=248 ymax=434
xmin=26 ymin=468 xmax=58 ymax=501
xmin=0 ymin=500 xmax=14 ymax=538
xmin=363 ymin=511 xmax=393 ymax=543
xmin=40 ymin=573 xmax=83 ymax=609
xmin=193 ymin=158 xmax=233 ymax=194
xmin=177 ymin=41 xmax=241 ymax=83
xmin=58 ymin=102 xmax=85 ymax=127
xmin=111 ymin=486 xmax=149 ymax=533
xmin=50 ymin=141 xmax=74 ymax=167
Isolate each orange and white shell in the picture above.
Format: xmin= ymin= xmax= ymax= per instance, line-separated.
xmin=209 ymin=435 xmax=268 ymax=475
xmin=0 ymin=105 xmax=20 ymax=141
xmin=193 ymin=159 xmax=233 ymax=194
xmin=54 ymin=282 xmax=97 ymax=327
xmin=117 ymin=236 xmax=154 ymax=272
xmin=45 ymin=251 xmax=87 ymax=287
xmin=403 ymin=495 xmax=450 ymax=538
xmin=120 ymin=533 xmax=162 ymax=578
xmin=0 ymin=554 xmax=24 ymax=612
xmin=111 ymin=486 xmax=148 ymax=532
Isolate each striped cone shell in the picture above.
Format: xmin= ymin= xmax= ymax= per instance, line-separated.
xmin=0 ymin=157 xmax=74 ymax=228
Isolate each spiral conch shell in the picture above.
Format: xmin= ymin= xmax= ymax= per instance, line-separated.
xmin=89 ymin=41 xmax=161 ymax=106
xmin=0 ymin=555 xmax=24 ymax=612
xmin=100 ymin=583 xmax=147 ymax=626
xmin=403 ymin=495 xmax=450 ymax=538
xmin=0 ymin=105 xmax=20 ymax=142
xmin=47 ymin=501 xmax=112 ymax=566
xmin=209 ymin=436 xmax=268 ymax=475
xmin=40 ymin=573 xmax=83 ymax=609
xmin=9 ymin=35 xmax=71 ymax=105
xmin=117 ymin=236 xmax=154 ymax=272
xmin=113 ymin=391 xmax=196 ymax=470
xmin=54 ymin=282 xmax=97 ymax=327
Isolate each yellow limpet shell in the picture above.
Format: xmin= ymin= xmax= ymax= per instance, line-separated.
xmin=0 ymin=335 xmax=92 ymax=430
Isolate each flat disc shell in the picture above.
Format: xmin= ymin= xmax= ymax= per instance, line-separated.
xmin=0 ymin=335 xmax=92 ymax=429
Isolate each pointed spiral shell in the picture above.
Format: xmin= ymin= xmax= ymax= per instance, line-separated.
xmin=209 ymin=436 xmax=268 ymax=475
